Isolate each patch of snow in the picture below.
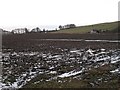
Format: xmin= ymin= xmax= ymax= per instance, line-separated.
xmin=70 ymin=50 xmax=81 ymax=55
xmin=58 ymin=68 xmax=84 ymax=78
xmin=101 ymin=49 xmax=105 ymax=51
xmin=22 ymin=73 xmax=27 ymax=77
xmin=42 ymin=54 xmax=47 ymax=58
xmin=111 ymin=60 xmax=120 ymax=64
xmin=110 ymin=68 xmax=120 ymax=73
xmin=49 ymin=66 xmax=54 ymax=69
xmin=58 ymin=80 xmax=62 ymax=83
xmin=86 ymin=49 xmax=94 ymax=55
xmin=49 ymin=71 xmax=57 ymax=74
xmin=85 ymin=40 xmax=120 ymax=43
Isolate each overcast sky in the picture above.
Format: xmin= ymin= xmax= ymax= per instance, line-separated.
xmin=0 ymin=0 xmax=119 ymax=31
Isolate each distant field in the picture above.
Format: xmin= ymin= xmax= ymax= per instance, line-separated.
xmin=51 ymin=21 xmax=118 ymax=34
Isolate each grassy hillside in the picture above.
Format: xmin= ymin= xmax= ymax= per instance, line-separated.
xmin=52 ymin=21 xmax=119 ymax=34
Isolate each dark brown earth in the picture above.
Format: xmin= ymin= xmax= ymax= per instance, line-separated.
xmin=2 ymin=33 xmax=120 ymax=89
xmin=2 ymin=33 xmax=120 ymax=52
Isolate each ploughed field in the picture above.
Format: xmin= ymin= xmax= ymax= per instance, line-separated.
xmin=1 ymin=33 xmax=120 ymax=89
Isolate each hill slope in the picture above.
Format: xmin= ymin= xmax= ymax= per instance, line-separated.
xmin=52 ymin=21 xmax=119 ymax=34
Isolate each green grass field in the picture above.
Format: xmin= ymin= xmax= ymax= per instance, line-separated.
xmin=52 ymin=21 xmax=118 ymax=34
